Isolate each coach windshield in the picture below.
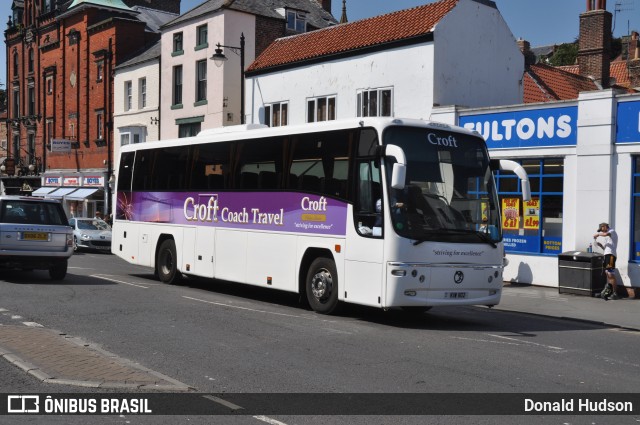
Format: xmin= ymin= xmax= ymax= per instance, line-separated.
xmin=383 ymin=126 xmax=500 ymax=245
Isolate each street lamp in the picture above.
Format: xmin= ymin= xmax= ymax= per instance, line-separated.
xmin=210 ymin=33 xmax=245 ymax=124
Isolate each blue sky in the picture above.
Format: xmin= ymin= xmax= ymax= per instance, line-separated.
xmin=1 ymin=0 xmax=638 ymax=87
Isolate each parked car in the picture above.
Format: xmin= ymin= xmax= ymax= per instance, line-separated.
xmin=0 ymin=196 xmax=73 ymax=280
xmin=69 ymin=218 xmax=112 ymax=252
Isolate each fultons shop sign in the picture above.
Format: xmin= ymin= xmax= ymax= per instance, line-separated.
xmin=459 ymin=106 xmax=578 ymax=149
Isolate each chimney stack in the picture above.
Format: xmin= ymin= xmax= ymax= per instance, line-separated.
xmin=578 ymin=0 xmax=611 ymax=87
xmin=517 ymin=38 xmax=536 ymax=66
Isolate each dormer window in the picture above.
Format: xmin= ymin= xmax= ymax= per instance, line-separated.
xmin=287 ymin=10 xmax=306 ymax=32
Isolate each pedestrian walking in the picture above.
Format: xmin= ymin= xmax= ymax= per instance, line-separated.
xmin=593 ymin=222 xmax=620 ymax=300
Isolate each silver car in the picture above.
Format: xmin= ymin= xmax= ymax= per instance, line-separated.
xmin=0 ymin=196 xmax=73 ymax=280
xmin=69 ymin=218 xmax=112 ymax=252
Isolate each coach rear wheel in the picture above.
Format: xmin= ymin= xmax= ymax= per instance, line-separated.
xmin=157 ymin=239 xmax=180 ymax=284
xmin=306 ymin=257 xmax=339 ymax=315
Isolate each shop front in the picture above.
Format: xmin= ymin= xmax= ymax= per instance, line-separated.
xmin=36 ymin=173 xmax=106 ymax=218
xmin=432 ymin=91 xmax=640 ymax=292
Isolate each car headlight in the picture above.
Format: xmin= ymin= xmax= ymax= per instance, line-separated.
xmin=81 ymin=234 xmax=91 ymax=240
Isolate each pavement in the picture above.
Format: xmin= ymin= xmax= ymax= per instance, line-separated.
xmin=498 ymin=283 xmax=639 ymax=331
xmin=0 ymin=283 xmax=637 ymax=391
xmin=0 ymin=324 xmax=192 ymax=391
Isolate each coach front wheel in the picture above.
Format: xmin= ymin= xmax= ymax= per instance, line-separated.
xmin=306 ymin=257 xmax=339 ymax=315
xmin=157 ymin=239 xmax=180 ymax=284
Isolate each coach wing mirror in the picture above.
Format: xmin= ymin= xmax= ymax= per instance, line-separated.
xmin=495 ymin=159 xmax=531 ymax=201
xmin=384 ymin=144 xmax=407 ymax=190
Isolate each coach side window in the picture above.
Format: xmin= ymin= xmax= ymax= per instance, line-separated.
xmin=117 ymin=152 xmax=135 ymax=191
xmin=190 ymin=142 xmax=232 ymax=191
xmin=288 ymin=130 xmax=353 ymax=200
xmin=236 ymin=138 xmax=283 ymax=190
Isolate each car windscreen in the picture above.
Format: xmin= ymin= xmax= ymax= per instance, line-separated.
xmin=1 ymin=201 xmax=68 ymax=225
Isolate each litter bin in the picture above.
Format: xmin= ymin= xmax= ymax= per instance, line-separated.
xmin=558 ymin=251 xmax=606 ymax=296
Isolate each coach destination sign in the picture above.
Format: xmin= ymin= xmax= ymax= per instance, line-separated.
xmin=459 ymin=106 xmax=577 ymax=149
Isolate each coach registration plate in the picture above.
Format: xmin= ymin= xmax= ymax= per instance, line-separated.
xmin=445 ymin=292 xmax=467 ymax=299
xmin=22 ymin=232 xmax=49 ymax=241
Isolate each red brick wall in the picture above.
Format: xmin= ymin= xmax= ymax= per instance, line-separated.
xmin=5 ymin=1 xmax=154 ymax=176
xmin=578 ymin=9 xmax=612 ymax=87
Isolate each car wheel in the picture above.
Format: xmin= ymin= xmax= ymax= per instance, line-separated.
xmin=49 ymin=260 xmax=68 ymax=280
xmin=73 ymin=236 xmax=79 ymax=252
xmin=157 ymin=239 xmax=180 ymax=284
xmin=306 ymin=257 xmax=339 ymax=314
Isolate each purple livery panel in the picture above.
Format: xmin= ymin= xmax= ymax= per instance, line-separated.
xmin=116 ymin=191 xmax=348 ymax=236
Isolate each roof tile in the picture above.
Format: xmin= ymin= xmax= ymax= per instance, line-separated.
xmin=248 ymin=0 xmax=458 ymax=72
xmin=524 ymin=63 xmax=598 ymax=103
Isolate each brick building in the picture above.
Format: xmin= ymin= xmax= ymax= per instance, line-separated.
xmin=3 ymin=0 xmax=177 ymax=216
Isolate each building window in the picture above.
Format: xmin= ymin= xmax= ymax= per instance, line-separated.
xmin=495 ymin=158 xmax=564 ymax=254
xmin=13 ymin=134 xmax=20 ymax=161
xmin=196 ymin=60 xmax=207 ymax=103
xmin=28 ymin=49 xmax=34 ymax=73
xmin=12 ymin=87 xmax=20 ymax=119
xmin=96 ymin=111 xmax=104 ymax=140
xmin=139 ymin=78 xmax=147 ymax=109
xmin=27 ymin=132 xmax=35 ymax=163
xmin=46 ymin=119 xmax=54 ymax=143
xmin=356 ymin=88 xmax=393 ymax=117
xmin=68 ymin=30 xmax=79 ymax=46
xmin=307 ymin=96 xmax=336 ymax=123
xmin=179 ymin=123 xmax=201 ymax=138
xmin=124 ymin=81 xmax=132 ymax=111
xmin=28 ymin=86 xmax=35 ymax=116
xmin=121 ymin=133 xmax=130 ymax=146
xmin=173 ymin=66 xmax=183 ymax=106
xmin=13 ymin=51 xmax=18 ymax=78
xmin=120 ymin=126 xmax=145 ymax=146
xmin=264 ymin=102 xmax=288 ymax=127
xmin=96 ymin=61 xmax=104 ymax=82
xmin=172 ymin=32 xmax=183 ymax=55
xmin=287 ymin=10 xmax=306 ymax=32
xmin=46 ymin=76 xmax=53 ymax=94
xmin=196 ymin=24 xmax=208 ymax=49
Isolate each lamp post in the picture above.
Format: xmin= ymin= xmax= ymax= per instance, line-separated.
xmin=210 ymin=33 xmax=245 ymax=124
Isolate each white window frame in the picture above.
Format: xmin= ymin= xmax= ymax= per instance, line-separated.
xmin=120 ymin=132 xmax=131 ymax=146
xmin=125 ymin=81 xmax=132 ymax=111
xmin=120 ymin=126 xmax=145 ymax=146
xmin=356 ymin=87 xmax=393 ymax=118
xmin=264 ymin=102 xmax=289 ymax=127
xmin=307 ymin=95 xmax=336 ymax=123
xmin=287 ymin=10 xmax=306 ymax=32
xmin=139 ymin=77 xmax=147 ymax=109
